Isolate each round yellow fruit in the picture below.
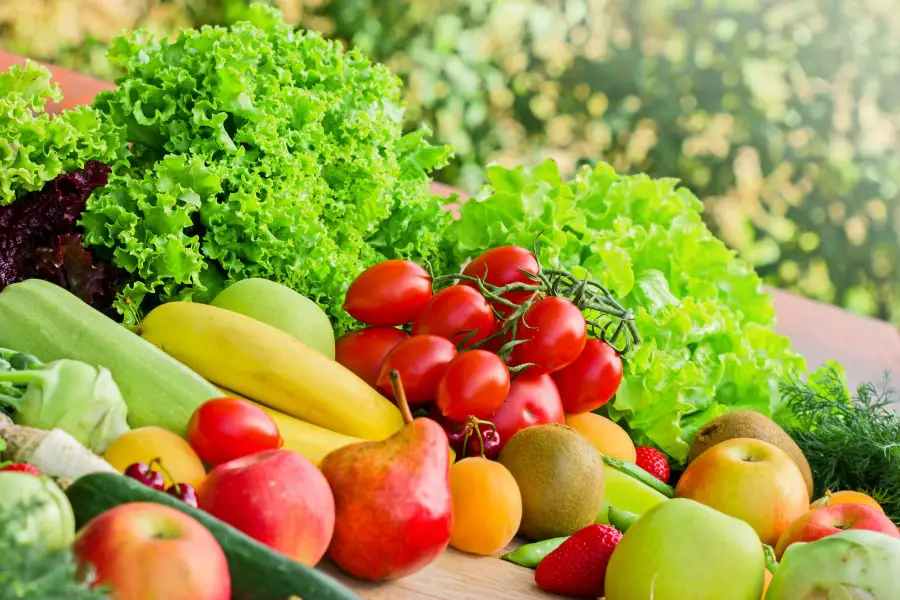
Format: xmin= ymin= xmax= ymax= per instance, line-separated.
xmin=449 ymin=457 xmax=522 ymax=555
xmin=104 ymin=427 xmax=206 ymax=488
xmin=811 ymin=490 xmax=885 ymax=514
xmin=564 ymin=412 xmax=636 ymax=462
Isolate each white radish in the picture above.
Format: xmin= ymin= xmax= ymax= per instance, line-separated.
xmin=0 ymin=414 xmax=118 ymax=486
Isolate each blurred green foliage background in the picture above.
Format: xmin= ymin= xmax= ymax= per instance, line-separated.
xmin=3 ymin=0 xmax=900 ymax=324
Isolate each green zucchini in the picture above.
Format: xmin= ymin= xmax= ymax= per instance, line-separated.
xmin=0 ymin=280 xmax=219 ymax=436
xmin=66 ymin=472 xmax=360 ymax=600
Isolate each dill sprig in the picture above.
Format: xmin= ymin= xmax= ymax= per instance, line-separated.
xmin=0 ymin=500 xmax=109 ymax=600
xmin=781 ymin=367 xmax=900 ymax=526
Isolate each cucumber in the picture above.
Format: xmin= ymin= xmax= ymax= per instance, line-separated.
xmin=0 ymin=280 xmax=219 ymax=436
xmin=66 ymin=472 xmax=360 ymax=600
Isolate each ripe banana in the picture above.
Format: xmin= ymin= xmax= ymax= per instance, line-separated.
xmin=215 ymin=386 xmax=364 ymax=466
xmin=137 ymin=302 xmax=405 ymax=441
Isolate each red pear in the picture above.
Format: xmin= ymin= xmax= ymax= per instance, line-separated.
xmin=321 ymin=370 xmax=452 ymax=581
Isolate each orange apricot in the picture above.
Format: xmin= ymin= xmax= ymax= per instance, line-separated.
xmin=811 ymin=490 xmax=885 ymax=514
xmin=449 ymin=457 xmax=522 ymax=555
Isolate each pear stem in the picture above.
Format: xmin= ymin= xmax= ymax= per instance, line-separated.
xmin=389 ymin=370 xmax=415 ymax=425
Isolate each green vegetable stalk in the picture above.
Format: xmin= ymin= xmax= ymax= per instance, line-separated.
xmin=0 ymin=349 xmax=129 ymax=454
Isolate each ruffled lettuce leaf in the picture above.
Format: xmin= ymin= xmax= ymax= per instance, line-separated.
xmin=442 ymin=160 xmax=807 ymax=462
xmin=0 ymin=61 xmax=126 ymax=206
xmin=82 ymin=5 xmax=452 ymax=331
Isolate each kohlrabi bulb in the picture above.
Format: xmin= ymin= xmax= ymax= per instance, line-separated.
xmin=0 ymin=472 xmax=76 ymax=550
xmin=766 ymin=529 xmax=900 ymax=600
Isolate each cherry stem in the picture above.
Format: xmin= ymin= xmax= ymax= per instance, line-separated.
xmin=389 ymin=370 xmax=415 ymax=425
xmin=463 ymin=416 xmax=497 ymax=459
xmin=148 ymin=457 xmax=178 ymax=493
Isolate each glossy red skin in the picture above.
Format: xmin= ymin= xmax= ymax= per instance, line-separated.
xmin=198 ymin=450 xmax=335 ymax=566
xmin=552 ymin=338 xmax=623 ymax=414
xmin=508 ymin=296 xmax=587 ymax=373
xmin=491 ymin=372 xmax=564 ymax=451
xmin=377 ymin=335 xmax=458 ymax=405
xmin=411 ymin=285 xmax=496 ymax=348
xmin=774 ymin=503 xmax=900 ymax=558
xmin=187 ymin=398 xmax=283 ymax=466
xmin=166 ymin=483 xmax=200 ymax=508
xmin=321 ymin=418 xmax=452 ymax=581
xmin=335 ymin=327 xmax=410 ymax=388
xmin=72 ymin=502 xmax=231 ymax=600
xmin=343 ymin=260 xmax=432 ymax=326
xmin=435 ymin=350 xmax=511 ymax=421
xmin=124 ymin=463 xmax=165 ymax=491
xmin=462 ymin=246 xmax=540 ymax=316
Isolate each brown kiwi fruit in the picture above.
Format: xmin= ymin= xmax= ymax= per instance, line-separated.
xmin=689 ymin=410 xmax=814 ymax=498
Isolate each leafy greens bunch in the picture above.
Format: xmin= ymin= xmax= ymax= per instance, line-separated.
xmin=440 ymin=160 xmax=807 ymax=462
xmin=81 ymin=5 xmax=453 ymax=330
xmin=0 ymin=61 xmax=124 ymax=207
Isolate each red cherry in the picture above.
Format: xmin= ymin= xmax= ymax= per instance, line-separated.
xmin=464 ymin=424 xmax=501 ymax=460
xmin=124 ymin=462 xmax=165 ymax=491
xmin=166 ymin=483 xmax=199 ymax=508
xmin=426 ymin=405 xmax=500 ymax=459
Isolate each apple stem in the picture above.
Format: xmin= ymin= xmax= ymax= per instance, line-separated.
xmin=389 ymin=370 xmax=415 ymax=425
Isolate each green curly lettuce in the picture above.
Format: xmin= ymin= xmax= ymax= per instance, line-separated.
xmin=81 ymin=5 xmax=452 ymax=330
xmin=441 ymin=160 xmax=807 ymax=462
xmin=0 ymin=61 xmax=126 ymax=206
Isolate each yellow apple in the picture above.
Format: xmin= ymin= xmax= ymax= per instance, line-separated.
xmin=675 ymin=437 xmax=809 ymax=546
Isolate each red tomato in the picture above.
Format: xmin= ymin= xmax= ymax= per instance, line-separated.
xmin=508 ymin=296 xmax=587 ymax=373
xmin=411 ymin=285 xmax=496 ymax=348
xmin=343 ymin=260 xmax=432 ymax=326
xmin=462 ymin=246 xmax=540 ymax=316
xmin=552 ymin=338 xmax=624 ymax=414
xmin=187 ymin=398 xmax=283 ymax=466
xmin=335 ymin=327 xmax=410 ymax=389
xmin=377 ymin=335 xmax=458 ymax=405
xmin=490 ymin=372 xmax=564 ymax=451
xmin=436 ymin=350 xmax=511 ymax=421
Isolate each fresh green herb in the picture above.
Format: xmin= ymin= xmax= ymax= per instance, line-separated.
xmin=0 ymin=500 xmax=109 ymax=599
xmin=781 ymin=367 xmax=900 ymax=525
xmin=440 ymin=159 xmax=806 ymax=461
xmin=81 ymin=5 xmax=452 ymax=331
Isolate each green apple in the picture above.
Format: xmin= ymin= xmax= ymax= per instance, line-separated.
xmin=605 ymin=498 xmax=765 ymax=600
xmin=767 ymin=529 xmax=900 ymax=599
xmin=211 ymin=278 xmax=335 ymax=359
xmin=595 ymin=465 xmax=668 ymax=525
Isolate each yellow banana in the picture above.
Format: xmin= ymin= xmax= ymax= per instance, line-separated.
xmin=138 ymin=302 xmax=405 ymax=441
xmin=259 ymin=403 xmax=364 ymax=466
xmin=218 ymin=386 xmax=455 ymax=468
xmin=214 ymin=386 xmax=363 ymax=466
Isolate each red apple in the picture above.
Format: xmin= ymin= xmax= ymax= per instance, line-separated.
xmin=774 ymin=502 xmax=900 ymax=558
xmin=73 ymin=502 xmax=229 ymax=600
xmin=198 ymin=449 xmax=335 ymax=566
xmin=675 ymin=437 xmax=810 ymax=546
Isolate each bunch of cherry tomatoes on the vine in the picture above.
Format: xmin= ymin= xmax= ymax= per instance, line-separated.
xmin=335 ymin=245 xmax=640 ymax=460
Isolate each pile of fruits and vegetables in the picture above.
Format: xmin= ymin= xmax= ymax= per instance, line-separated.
xmin=2 ymin=5 xmax=900 ymax=600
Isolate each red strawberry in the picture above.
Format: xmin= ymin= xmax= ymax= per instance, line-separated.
xmin=0 ymin=463 xmax=41 ymax=476
xmin=535 ymin=524 xmax=622 ymax=598
xmin=635 ymin=446 xmax=670 ymax=484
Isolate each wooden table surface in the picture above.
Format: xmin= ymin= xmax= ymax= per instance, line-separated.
xmin=3 ymin=50 xmax=900 ymax=599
